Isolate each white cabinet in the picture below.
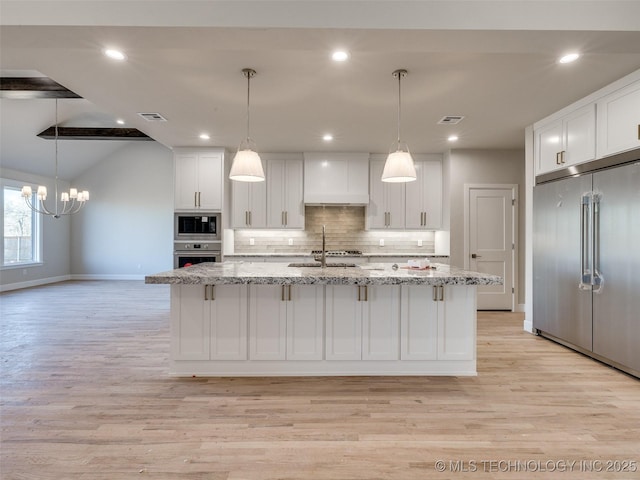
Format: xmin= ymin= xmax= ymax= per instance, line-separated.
xmin=266 ymin=158 xmax=304 ymax=229
xmin=249 ymin=285 xmax=324 ymax=360
xmin=405 ymin=158 xmax=442 ymax=229
xmin=171 ymin=284 xmax=247 ymax=361
xmin=174 ymin=149 xmax=224 ymax=211
xmin=231 ymin=180 xmax=267 ymax=228
xmin=303 ymin=152 xmax=369 ymax=204
xmin=401 ymin=285 xmax=438 ymax=360
xmin=400 ymin=285 xmax=475 ymax=361
xmin=368 ymin=159 xmax=405 ymax=229
xmin=325 ymin=285 xmax=400 ymax=360
xmin=534 ymin=104 xmax=596 ymax=175
xmin=597 ymin=79 xmax=640 ymax=158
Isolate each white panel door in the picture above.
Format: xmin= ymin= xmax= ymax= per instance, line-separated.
xmin=468 ymin=187 xmax=514 ymax=310
xmin=325 ymin=285 xmax=362 ymax=360
xmin=400 ymin=285 xmax=438 ymax=360
xmin=597 ymin=80 xmax=640 ymax=157
xmin=266 ymin=159 xmax=286 ymax=227
xmin=405 ymin=159 xmax=443 ymax=229
xmin=248 ymin=182 xmax=267 ymax=228
xmin=437 ymin=286 xmax=476 ymax=361
xmin=535 ymin=120 xmax=564 ymax=174
xmin=362 ymin=285 xmax=400 ymax=360
xmin=197 ymin=152 xmax=223 ymax=210
xmin=210 ymin=285 xmax=248 ymax=360
xmin=249 ymin=285 xmax=287 ymax=360
xmin=286 ymin=285 xmax=324 ymax=360
xmin=231 ymin=181 xmax=251 ymax=228
xmin=563 ymin=104 xmax=595 ymax=167
xmin=171 ymin=285 xmax=210 ymax=360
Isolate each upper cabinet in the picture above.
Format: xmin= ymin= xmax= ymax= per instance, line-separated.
xmin=534 ymin=104 xmax=596 ymax=175
xmin=231 ymin=179 xmax=267 ymax=228
xmin=303 ymin=152 xmax=369 ymax=204
xmin=405 ymin=157 xmax=443 ymax=229
xmin=174 ymin=148 xmax=224 ymax=211
xmin=266 ymin=156 xmax=304 ymax=229
xmin=232 ymin=154 xmax=304 ymax=229
xmin=368 ymin=159 xmax=405 ymax=229
xmin=597 ymin=79 xmax=640 ymax=158
xmin=367 ymin=154 xmax=443 ymax=230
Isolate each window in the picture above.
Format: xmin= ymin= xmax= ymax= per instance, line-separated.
xmin=2 ymin=180 xmax=42 ymax=267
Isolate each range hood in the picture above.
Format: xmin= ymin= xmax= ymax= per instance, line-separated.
xmin=303 ymin=152 xmax=370 ymax=205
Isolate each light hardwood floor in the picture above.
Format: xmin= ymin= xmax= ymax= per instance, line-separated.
xmin=1 ymin=281 xmax=639 ymax=480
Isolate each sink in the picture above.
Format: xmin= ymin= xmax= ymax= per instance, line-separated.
xmin=288 ymin=262 xmax=358 ymax=268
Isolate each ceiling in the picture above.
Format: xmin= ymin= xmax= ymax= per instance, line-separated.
xmin=1 ymin=1 xmax=640 ymax=180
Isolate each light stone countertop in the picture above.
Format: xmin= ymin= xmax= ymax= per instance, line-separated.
xmin=145 ymin=262 xmax=500 ymax=286
xmin=225 ymin=252 xmax=450 ymax=258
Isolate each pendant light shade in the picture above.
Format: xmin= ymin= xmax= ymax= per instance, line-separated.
xmin=229 ymin=68 xmax=265 ymax=182
xmin=381 ymin=69 xmax=417 ymax=183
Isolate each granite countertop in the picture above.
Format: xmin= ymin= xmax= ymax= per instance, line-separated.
xmin=145 ymin=262 xmax=501 ymax=286
xmin=225 ymin=252 xmax=450 ymax=258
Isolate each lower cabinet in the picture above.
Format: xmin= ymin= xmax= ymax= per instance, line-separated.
xmin=249 ymin=284 xmax=324 ymax=360
xmin=171 ymin=284 xmax=247 ymax=361
xmin=325 ymin=285 xmax=400 ymax=360
xmin=401 ymin=285 xmax=475 ymax=361
xmin=170 ymin=283 xmax=476 ymax=374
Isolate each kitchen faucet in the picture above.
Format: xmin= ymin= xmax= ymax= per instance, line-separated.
xmin=314 ymin=225 xmax=327 ymax=268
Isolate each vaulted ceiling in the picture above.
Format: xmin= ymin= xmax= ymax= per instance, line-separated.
xmin=2 ymin=1 xmax=640 ymax=180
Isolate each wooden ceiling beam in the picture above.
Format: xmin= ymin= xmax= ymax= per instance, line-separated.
xmin=0 ymin=77 xmax=82 ymax=99
xmin=37 ymin=127 xmax=152 ymax=141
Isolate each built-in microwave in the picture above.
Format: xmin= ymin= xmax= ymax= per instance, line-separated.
xmin=174 ymin=212 xmax=221 ymax=241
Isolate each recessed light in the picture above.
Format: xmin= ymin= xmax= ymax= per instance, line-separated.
xmin=116 ymin=119 xmax=125 ymax=125
xmin=448 ymin=135 xmax=459 ymax=142
xmin=322 ymin=134 xmax=334 ymax=142
xmin=104 ymin=49 xmax=127 ymax=61
xmin=559 ymin=52 xmax=580 ymax=64
xmin=199 ymin=133 xmax=210 ymax=140
xmin=332 ymin=50 xmax=349 ymax=62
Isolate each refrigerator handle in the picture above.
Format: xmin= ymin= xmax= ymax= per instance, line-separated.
xmin=579 ymin=193 xmax=592 ymax=290
xmin=592 ymin=193 xmax=603 ymax=293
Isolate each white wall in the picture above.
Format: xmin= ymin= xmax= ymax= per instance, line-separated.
xmin=0 ymin=168 xmax=72 ymax=290
xmin=448 ymin=149 xmax=526 ymax=306
xmin=70 ymin=142 xmax=173 ymax=278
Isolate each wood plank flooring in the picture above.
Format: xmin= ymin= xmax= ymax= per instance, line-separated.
xmin=1 ymin=281 xmax=639 ymax=479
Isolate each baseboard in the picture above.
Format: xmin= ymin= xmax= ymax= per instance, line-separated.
xmin=0 ymin=275 xmax=71 ymax=292
xmin=70 ymin=274 xmax=146 ymax=281
xmin=523 ymin=319 xmax=533 ymax=333
xmin=515 ymin=303 xmax=525 ymax=313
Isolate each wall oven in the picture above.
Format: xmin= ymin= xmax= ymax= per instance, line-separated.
xmin=174 ymin=241 xmax=221 ymax=269
xmin=174 ymin=212 xmax=221 ymax=241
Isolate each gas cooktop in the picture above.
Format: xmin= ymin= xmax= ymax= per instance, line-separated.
xmin=311 ymin=250 xmax=362 ymax=256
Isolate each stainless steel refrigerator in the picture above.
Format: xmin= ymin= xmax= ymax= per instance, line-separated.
xmin=533 ymin=158 xmax=640 ymax=377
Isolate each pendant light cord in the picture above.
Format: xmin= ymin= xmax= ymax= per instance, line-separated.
xmin=397 ymin=71 xmax=401 ymax=146
xmin=246 ymin=71 xmax=251 ymax=142
xmin=54 ymin=99 xmax=59 ymax=215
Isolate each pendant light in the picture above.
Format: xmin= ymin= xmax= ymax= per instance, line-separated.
xmin=381 ymin=69 xmax=417 ymax=183
xmin=229 ymin=68 xmax=265 ymax=182
xmin=21 ymin=99 xmax=90 ymax=218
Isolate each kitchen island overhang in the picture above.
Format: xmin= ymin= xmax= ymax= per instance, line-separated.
xmin=146 ymin=262 xmax=502 ymax=377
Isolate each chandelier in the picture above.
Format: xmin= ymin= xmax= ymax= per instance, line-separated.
xmin=21 ymin=99 xmax=90 ymax=218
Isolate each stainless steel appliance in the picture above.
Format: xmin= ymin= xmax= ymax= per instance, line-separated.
xmin=533 ymin=155 xmax=640 ymax=377
xmin=174 ymin=241 xmax=222 ymax=269
xmin=174 ymin=212 xmax=221 ymax=241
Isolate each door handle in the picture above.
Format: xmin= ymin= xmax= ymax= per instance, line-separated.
xmin=580 ymin=194 xmax=592 ymax=289
xmin=592 ymin=194 xmax=603 ymax=293
xmin=471 ymin=253 xmax=482 ymax=259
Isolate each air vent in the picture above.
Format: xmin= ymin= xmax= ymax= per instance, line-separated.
xmin=137 ymin=112 xmax=167 ymax=122
xmin=438 ymin=115 xmax=465 ymax=125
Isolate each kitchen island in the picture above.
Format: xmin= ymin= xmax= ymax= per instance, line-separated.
xmin=146 ymin=262 xmax=502 ymax=377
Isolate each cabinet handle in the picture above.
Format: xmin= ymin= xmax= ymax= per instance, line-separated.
xmin=439 ymin=285 xmax=444 ymax=301
xmin=198 ymin=191 xmax=201 ymax=207
xmin=285 ymin=211 xmax=288 ymax=226
xmin=357 ymin=286 xmax=361 ymax=302
xmin=282 ymin=211 xmax=285 ymax=226
xmin=249 ymin=211 xmax=252 ymax=226
xmin=204 ymin=284 xmax=209 ymax=301
xmin=432 ymin=286 xmax=438 ymax=302
xmin=556 ymin=152 xmax=562 ymax=165
xmin=211 ymin=285 xmax=215 ymax=301
xmin=281 ymin=285 xmax=286 ymax=302
xmin=562 ymin=151 xmax=566 ymax=164
xmin=363 ymin=285 xmax=368 ymax=302
xmin=194 ymin=192 xmax=198 ymax=207
xmin=637 ymin=124 xmax=639 ymax=140
xmin=288 ymin=285 xmax=292 ymax=301
xmin=245 ymin=211 xmax=248 ymax=226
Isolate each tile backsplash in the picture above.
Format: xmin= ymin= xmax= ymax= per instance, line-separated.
xmin=233 ymin=206 xmax=435 ymax=254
